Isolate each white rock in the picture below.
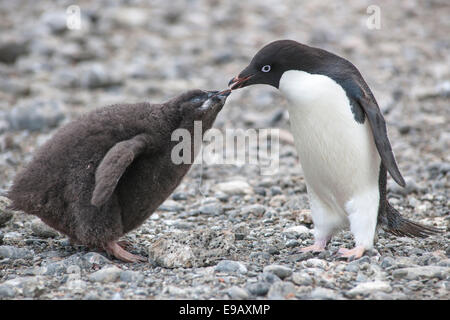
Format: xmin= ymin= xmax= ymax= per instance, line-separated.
xmin=393 ymin=266 xmax=449 ymax=280
xmin=89 ymin=266 xmax=122 ymax=283
xmin=227 ymin=286 xmax=249 ymax=299
xmin=215 ymin=180 xmax=253 ymax=195
xmin=310 ymin=287 xmax=338 ymax=300
xmin=283 ymin=225 xmax=311 ymax=235
xmin=303 ymin=258 xmax=328 ymax=269
xmin=263 ymin=264 xmax=293 ymax=279
xmin=347 ymin=281 xmax=392 ymax=297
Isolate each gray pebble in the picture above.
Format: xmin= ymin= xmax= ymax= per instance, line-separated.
xmin=0 ymin=284 xmax=16 ymax=298
xmin=0 ymin=41 xmax=28 ymax=64
xmin=83 ymin=252 xmax=112 ymax=267
xmin=381 ymin=256 xmax=396 ymax=269
xmin=346 ymin=281 xmax=392 ymax=297
xmin=30 ymin=219 xmax=59 ymax=238
xmin=197 ymin=203 xmax=224 ymax=216
xmin=263 ymin=264 xmax=293 ymax=279
xmin=120 ymin=270 xmax=144 ymax=283
xmin=270 ymin=186 xmax=283 ymax=195
xmin=246 ymin=281 xmax=271 ymax=296
xmin=6 ymin=100 xmax=65 ymax=131
xmin=0 ymin=245 xmax=33 ymax=259
xmin=393 ymin=266 xmax=449 ymax=280
xmin=41 ymin=261 xmax=66 ymax=276
xmin=258 ymin=272 xmax=282 ymax=284
xmin=291 ymin=272 xmax=313 ymax=286
xmin=310 ymin=287 xmax=339 ymax=300
xmin=227 ymin=286 xmax=249 ymax=299
xmin=79 ymin=63 xmax=122 ymax=89
xmin=241 ymin=204 xmax=266 ymax=216
xmin=89 ymin=266 xmax=122 ymax=283
xmin=215 ymin=260 xmax=247 ymax=274
xmin=267 ymin=281 xmax=296 ymax=299
xmin=172 ymin=192 xmax=188 ymax=201
xmin=158 ymin=200 xmax=184 ymax=212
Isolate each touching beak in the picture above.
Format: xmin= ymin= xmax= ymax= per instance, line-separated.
xmin=228 ymin=74 xmax=253 ymax=90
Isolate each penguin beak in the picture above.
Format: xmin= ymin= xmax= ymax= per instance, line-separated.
xmin=199 ymin=89 xmax=231 ymax=111
xmin=228 ymin=75 xmax=253 ymax=90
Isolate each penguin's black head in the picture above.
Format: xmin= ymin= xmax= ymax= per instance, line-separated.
xmin=228 ymin=40 xmax=325 ymax=90
xmin=175 ymin=89 xmax=230 ymax=130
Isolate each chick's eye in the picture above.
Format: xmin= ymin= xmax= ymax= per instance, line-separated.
xmin=261 ymin=65 xmax=271 ymax=72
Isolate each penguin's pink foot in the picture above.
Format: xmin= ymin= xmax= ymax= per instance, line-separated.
xmin=338 ymin=246 xmax=365 ymax=259
xmin=105 ymin=241 xmax=146 ymax=263
xmin=300 ymin=240 xmax=327 ymax=253
xmin=116 ymin=239 xmax=132 ymax=248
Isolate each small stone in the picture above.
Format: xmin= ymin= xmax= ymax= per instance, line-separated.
xmin=120 ymin=270 xmax=144 ymax=283
xmin=393 ymin=266 xmax=449 ymax=280
xmin=268 ymin=247 xmax=280 ymax=255
xmin=263 ymin=264 xmax=293 ymax=279
xmin=258 ymin=272 xmax=282 ymax=284
xmin=0 ymin=245 xmax=33 ymax=259
xmin=83 ymin=252 xmax=112 ymax=267
xmin=148 ymin=238 xmax=195 ymax=268
xmin=285 ymin=239 xmax=299 ymax=248
xmin=241 ymin=204 xmax=266 ymax=216
xmin=89 ymin=266 xmax=122 ymax=283
xmin=270 ymin=186 xmax=283 ymax=195
xmin=310 ymin=287 xmax=339 ymax=300
xmin=227 ymin=286 xmax=249 ymax=299
xmin=292 ymin=272 xmax=313 ymax=286
xmin=304 ymin=258 xmax=328 ymax=269
xmin=158 ymin=199 xmax=183 ymax=212
xmin=267 ymin=281 xmax=296 ymax=299
xmin=66 ymin=265 xmax=81 ymax=274
xmin=197 ymin=203 xmax=223 ymax=216
xmin=215 ymin=180 xmax=253 ymax=195
xmin=346 ymin=281 xmax=392 ymax=297
xmin=381 ymin=256 xmax=396 ymax=269
xmin=0 ymin=41 xmax=28 ymax=64
xmin=172 ymin=192 xmax=188 ymax=201
xmin=253 ymin=187 xmax=266 ymax=196
xmin=283 ymin=225 xmax=311 ymax=236
xmin=215 ymin=260 xmax=247 ymax=274
xmin=30 ymin=219 xmax=59 ymax=238
xmin=66 ymin=279 xmax=87 ymax=291
xmin=41 ymin=262 xmax=66 ymax=276
xmin=246 ymin=281 xmax=271 ymax=296
xmin=0 ymin=284 xmax=16 ymax=298
xmin=214 ymin=191 xmax=229 ymax=201
xmin=0 ymin=196 xmax=14 ymax=226
xmin=269 ymin=195 xmax=287 ymax=207
xmin=79 ymin=63 xmax=123 ymax=89
xmin=344 ymin=261 xmax=360 ymax=273
xmin=7 ymin=100 xmax=65 ymax=131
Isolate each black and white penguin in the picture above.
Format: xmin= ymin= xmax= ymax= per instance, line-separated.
xmin=8 ymin=90 xmax=230 ymax=262
xmin=229 ymin=40 xmax=440 ymax=259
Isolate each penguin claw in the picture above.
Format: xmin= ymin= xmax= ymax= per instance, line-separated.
xmin=338 ymin=246 xmax=365 ymax=260
xmin=105 ymin=241 xmax=147 ymax=263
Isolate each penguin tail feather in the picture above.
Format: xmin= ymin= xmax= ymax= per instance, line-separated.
xmin=381 ymin=202 xmax=444 ymax=238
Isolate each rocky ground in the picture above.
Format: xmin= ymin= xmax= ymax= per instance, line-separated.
xmin=0 ymin=0 xmax=449 ymax=300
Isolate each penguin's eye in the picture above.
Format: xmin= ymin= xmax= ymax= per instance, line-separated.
xmin=261 ymin=65 xmax=271 ymax=73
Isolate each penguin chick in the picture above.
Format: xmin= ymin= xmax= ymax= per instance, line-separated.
xmin=229 ymin=40 xmax=441 ymax=259
xmin=8 ymin=90 xmax=230 ymax=262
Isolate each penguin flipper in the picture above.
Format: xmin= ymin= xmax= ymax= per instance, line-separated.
xmin=357 ymin=95 xmax=406 ymax=187
xmin=91 ymin=134 xmax=151 ymax=208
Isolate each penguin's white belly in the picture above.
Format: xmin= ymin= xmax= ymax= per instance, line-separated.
xmin=279 ymin=70 xmax=381 ymax=219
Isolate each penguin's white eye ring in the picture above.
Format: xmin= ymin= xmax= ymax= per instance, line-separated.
xmin=261 ymin=65 xmax=271 ymax=72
